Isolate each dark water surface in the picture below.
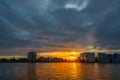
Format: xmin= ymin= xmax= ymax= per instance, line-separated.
xmin=0 ymin=63 xmax=120 ymax=80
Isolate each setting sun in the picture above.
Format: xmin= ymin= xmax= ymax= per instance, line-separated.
xmin=67 ymin=52 xmax=79 ymax=61
xmin=68 ymin=56 xmax=78 ymax=61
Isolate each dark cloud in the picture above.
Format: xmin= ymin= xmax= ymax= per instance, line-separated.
xmin=0 ymin=0 xmax=120 ymax=55
xmin=95 ymin=6 xmax=120 ymax=50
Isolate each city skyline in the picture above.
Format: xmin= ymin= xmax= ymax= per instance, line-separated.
xmin=1 ymin=0 xmax=120 ymax=58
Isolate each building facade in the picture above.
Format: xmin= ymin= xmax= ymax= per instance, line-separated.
xmin=112 ymin=53 xmax=120 ymax=63
xmin=97 ymin=53 xmax=110 ymax=63
xmin=80 ymin=52 xmax=95 ymax=62
xmin=28 ymin=51 xmax=37 ymax=62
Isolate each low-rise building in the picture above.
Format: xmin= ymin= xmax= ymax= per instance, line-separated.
xmin=80 ymin=52 xmax=95 ymax=62
xmin=112 ymin=53 xmax=120 ymax=63
xmin=97 ymin=53 xmax=110 ymax=63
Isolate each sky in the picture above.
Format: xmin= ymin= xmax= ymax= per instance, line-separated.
xmin=0 ymin=0 xmax=120 ymax=56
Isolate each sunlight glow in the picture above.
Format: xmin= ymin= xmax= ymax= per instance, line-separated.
xmin=38 ymin=51 xmax=80 ymax=60
xmin=69 ymin=56 xmax=77 ymax=61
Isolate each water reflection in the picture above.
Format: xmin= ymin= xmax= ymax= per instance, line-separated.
xmin=35 ymin=63 xmax=81 ymax=80
xmin=27 ymin=63 xmax=37 ymax=80
xmin=1 ymin=63 xmax=120 ymax=80
xmin=70 ymin=63 xmax=80 ymax=80
xmin=94 ymin=63 xmax=120 ymax=80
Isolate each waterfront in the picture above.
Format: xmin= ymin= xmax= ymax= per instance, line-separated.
xmin=0 ymin=63 xmax=120 ymax=80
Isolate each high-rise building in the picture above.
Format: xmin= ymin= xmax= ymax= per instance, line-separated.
xmin=28 ymin=51 xmax=37 ymax=62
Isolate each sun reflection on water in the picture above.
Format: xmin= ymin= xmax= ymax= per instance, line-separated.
xmin=70 ymin=63 xmax=78 ymax=79
xmin=1 ymin=63 xmax=119 ymax=80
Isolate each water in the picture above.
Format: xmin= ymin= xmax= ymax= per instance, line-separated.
xmin=0 ymin=63 xmax=120 ymax=80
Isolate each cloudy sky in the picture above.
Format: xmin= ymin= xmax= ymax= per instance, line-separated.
xmin=0 ymin=0 xmax=120 ymax=56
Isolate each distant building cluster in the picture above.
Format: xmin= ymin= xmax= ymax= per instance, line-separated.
xmin=80 ymin=52 xmax=120 ymax=63
xmin=1 ymin=51 xmax=120 ymax=63
xmin=0 ymin=51 xmax=66 ymax=63
xmin=38 ymin=57 xmax=66 ymax=62
xmin=27 ymin=51 xmax=66 ymax=62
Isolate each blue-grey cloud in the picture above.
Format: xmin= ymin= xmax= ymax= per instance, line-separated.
xmin=0 ymin=0 xmax=120 ymax=55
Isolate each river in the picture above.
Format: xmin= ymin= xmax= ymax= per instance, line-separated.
xmin=0 ymin=63 xmax=120 ymax=80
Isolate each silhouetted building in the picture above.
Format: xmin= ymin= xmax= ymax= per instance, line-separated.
xmin=97 ymin=53 xmax=110 ymax=63
xmin=80 ymin=52 xmax=95 ymax=62
xmin=28 ymin=51 xmax=37 ymax=62
xmin=112 ymin=53 xmax=120 ymax=63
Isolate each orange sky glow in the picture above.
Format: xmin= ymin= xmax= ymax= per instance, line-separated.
xmin=38 ymin=51 xmax=80 ymax=60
